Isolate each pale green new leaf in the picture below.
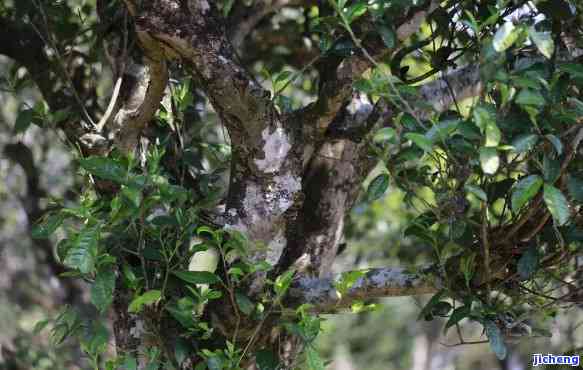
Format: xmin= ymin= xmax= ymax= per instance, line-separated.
xmin=479 ymin=147 xmax=499 ymax=175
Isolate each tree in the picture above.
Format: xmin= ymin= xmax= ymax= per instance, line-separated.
xmin=2 ymin=0 xmax=583 ymax=368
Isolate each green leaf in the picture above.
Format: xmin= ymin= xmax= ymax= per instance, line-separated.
xmin=91 ymin=266 xmax=116 ymax=313
xmin=426 ymin=120 xmax=459 ymax=142
xmin=515 ymin=89 xmax=545 ymax=107
xmin=32 ymin=212 xmax=65 ymax=239
xmin=377 ymin=24 xmax=395 ymax=48
xmin=64 ymin=228 xmax=99 ymax=274
xmin=542 ymin=156 xmax=560 ymax=184
xmin=444 ymin=306 xmax=471 ymax=334
xmin=344 ymin=2 xmax=368 ymax=23
xmin=79 ymin=156 xmax=127 ymax=183
xmin=511 ymin=175 xmax=543 ymax=211
xmin=543 ymin=184 xmax=570 ymax=226
xmin=529 ymin=27 xmax=554 ymax=59
xmin=479 ymin=147 xmax=499 ymax=175
xmin=128 ymin=290 xmax=162 ymax=313
xmin=405 ymin=133 xmax=433 ymax=152
xmin=255 ymin=349 xmax=279 ymax=370
xmin=235 ymin=292 xmax=254 ymax=316
xmin=493 ymin=22 xmax=520 ymax=52
xmin=306 ymin=346 xmax=325 ymax=370
xmin=417 ymin=290 xmax=445 ymax=321
xmin=517 ymin=247 xmax=539 ymax=279
xmin=367 ymin=173 xmax=390 ymax=201
xmin=510 ymin=134 xmax=539 ymax=153
xmin=485 ymin=320 xmax=507 ymax=360
xmin=274 ymin=269 xmax=295 ymax=297
xmin=14 ymin=108 xmax=34 ymax=134
xmin=484 ymin=121 xmax=501 ymax=147
xmin=472 ymin=104 xmax=495 ymax=132
xmin=559 ymin=63 xmax=583 ymax=79
xmin=33 ymin=319 xmax=50 ymax=335
xmin=545 ymin=134 xmax=563 ymax=156
xmin=171 ymin=270 xmax=220 ymax=285
xmin=373 ymin=127 xmax=396 ymax=143
xmin=567 ymin=175 xmax=583 ymax=202
xmin=464 ymin=184 xmax=487 ymax=202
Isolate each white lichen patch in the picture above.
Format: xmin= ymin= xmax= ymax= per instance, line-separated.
xmin=255 ymin=127 xmax=291 ymax=173
xmin=369 ymin=268 xmax=409 ymax=288
xmin=265 ymin=230 xmax=287 ymax=266
xmin=129 ymin=319 xmax=145 ymax=339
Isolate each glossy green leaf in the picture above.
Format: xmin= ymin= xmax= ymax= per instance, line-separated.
xmin=464 ymin=184 xmax=487 ymax=202
xmin=479 ymin=147 xmax=499 ymax=175
xmin=543 ymin=156 xmax=560 ymax=184
xmin=444 ymin=306 xmax=471 ymax=334
xmin=517 ymin=247 xmax=539 ymax=279
xmin=373 ymin=127 xmax=396 ymax=143
xmin=515 ymin=89 xmax=545 ymax=107
xmin=567 ymin=175 xmax=583 ymax=202
xmin=511 ymin=175 xmax=543 ymax=211
xmin=14 ymin=108 xmax=34 ymax=134
xmin=32 ymin=213 xmax=65 ymax=239
xmin=543 ymin=184 xmax=570 ymax=225
xmin=91 ymin=266 xmax=116 ymax=313
xmin=529 ymin=27 xmax=554 ymax=59
xmin=377 ymin=24 xmax=395 ymax=48
xmin=473 ymin=104 xmax=495 ymax=132
xmin=405 ymin=133 xmax=433 ymax=152
xmin=274 ymin=269 xmax=295 ymax=297
xmin=235 ymin=292 xmax=254 ymax=316
xmin=545 ymin=134 xmax=563 ymax=156
xmin=367 ymin=173 xmax=390 ymax=201
xmin=79 ymin=156 xmax=126 ymax=183
xmin=493 ymin=22 xmax=520 ymax=52
xmin=484 ymin=121 xmax=501 ymax=147
xmin=64 ymin=228 xmax=99 ymax=274
xmin=510 ymin=134 xmax=539 ymax=153
xmin=128 ymin=290 xmax=162 ymax=313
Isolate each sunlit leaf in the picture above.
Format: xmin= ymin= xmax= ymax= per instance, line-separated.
xmin=529 ymin=27 xmax=554 ymax=59
xmin=543 ymin=184 xmax=570 ymax=225
xmin=493 ymin=22 xmax=520 ymax=52
xmin=128 ymin=290 xmax=162 ymax=313
xmin=405 ymin=133 xmax=433 ymax=152
xmin=465 ymin=184 xmax=487 ymax=202
xmin=510 ymin=134 xmax=539 ymax=153
xmin=511 ymin=175 xmax=543 ymax=211
xmin=479 ymin=147 xmax=499 ymax=175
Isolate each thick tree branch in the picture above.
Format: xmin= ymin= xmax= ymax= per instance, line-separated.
xmin=299 ymin=0 xmax=438 ymax=142
xmin=288 ymin=266 xmax=440 ymax=313
xmin=228 ymin=0 xmax=316 ymax=51
xmin=418 ymin=64 xmax=482 ymax=114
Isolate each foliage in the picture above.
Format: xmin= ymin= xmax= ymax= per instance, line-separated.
xmin=1 ymin=0 xmax=582 ymax=368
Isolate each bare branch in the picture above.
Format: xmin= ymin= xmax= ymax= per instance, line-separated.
xmin=288 ymin=266 xmax=440 ymax=313
xmin=418 ymin=65 xmax=482 ymax=114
